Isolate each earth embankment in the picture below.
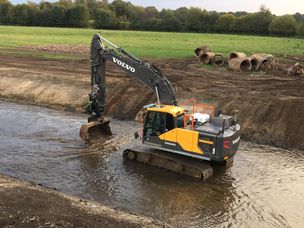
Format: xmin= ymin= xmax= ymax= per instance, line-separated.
xmin=0 ymin=174 xmax=167 ymax=227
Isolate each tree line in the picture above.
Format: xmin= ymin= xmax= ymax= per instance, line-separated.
xmin=0 ymin=0 xmax=304 ymax=37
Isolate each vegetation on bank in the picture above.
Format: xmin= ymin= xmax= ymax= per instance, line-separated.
xmin=0 ymin=0 xmax=304 ymax=37
xmin=0 ymin=26 xmax=303 ymax=59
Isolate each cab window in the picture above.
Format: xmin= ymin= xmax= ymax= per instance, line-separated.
xmin=144 ymin=112 xmax=174 ymax=136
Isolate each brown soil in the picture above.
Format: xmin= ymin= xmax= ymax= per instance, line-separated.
xmin=0 ymin=54 xmax=304 ymax=150
xmin=0 ymin=174 xmax=167 ymax=227
xmin=20 ymin=44 xmax=89 ymax=54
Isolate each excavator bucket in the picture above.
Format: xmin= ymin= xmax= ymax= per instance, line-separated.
xmin=80 ymin=120 xmax=112 ymax=144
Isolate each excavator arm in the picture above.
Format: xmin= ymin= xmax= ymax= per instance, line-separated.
xmin=88 ymin=34 xmax=178 ymax=122
xmin=81 ymin=34 xmax=178 ymax=143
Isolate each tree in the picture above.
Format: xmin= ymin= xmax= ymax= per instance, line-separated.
xmin=252 ymin=9 xmax=273 ymax=34
xmin=26 ymin=1 xmax=40 ymax=26
xmin=234 ymin=10 xmax=272 ymax=35
xmin=269 ymin=15 xmax=297 ymax=36
xmin=297 ymin=23 xmax=304 ymax=36
xmin=215 ymin=14 xmax=236 ymax=33
xmin=159 ymin=9 xmax=181 ymax=31
xmin=234 ymin=11 xmax=248 ymax=17
xmin=0 ymin=0 xmax=12 ymax=24
xmin=134 ymin=6 xmax=158 ymax=20
xmin=134 ymin=6 xmax=145 ymax=20
xmin=200 ymin=10 xmax=219 ymax=33
xmin=11 ymin=4 xmax=30 ymax=25
xmin=140 ymin=18 xmax=162 ymax=31
xmin=38 ymin=1 xmax=54 ymax=26
xmin=94 ymin=8 xmax=117 ymax=29
xmin=66 ymin=4 xmax=89 ymax=27
xmin=57 ymin=0 xmax=73 ymax=8
xmin=110 ymin=0 xmax=136 ymax=21
xmin=174 ymin=7 xmax=189 ymax=31
xmin=186 ymin=7 xmax=203 ymax=32
xmin=145 ymin=6 xmax=158 ymax=19
xmin=49 ymin=5 xmax=67 ymax=27
xmin=294 ymin=12 xmax=304 ymax=22
xmin=74 ymin=0 xmax=98 ymax=19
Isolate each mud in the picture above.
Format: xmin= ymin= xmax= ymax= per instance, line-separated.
xmin=0 ymin=54 xmax=304 ymax=150
xmin=0 ymin=174 xmax=167 ymax=227
xmin=1 ymin=101 xmax=304 ymax=227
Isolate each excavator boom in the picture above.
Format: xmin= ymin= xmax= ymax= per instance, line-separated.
xmin=80 ymin=34 xmax=178 ymax=143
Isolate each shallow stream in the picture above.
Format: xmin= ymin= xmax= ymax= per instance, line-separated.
xmin=0 ymin=101 xmax=303 ymax=227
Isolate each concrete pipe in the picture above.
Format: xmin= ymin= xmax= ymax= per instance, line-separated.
xmin=248 ymin=57 xmax=260 ymax=71
xmin=227 ymin=52 xmax=247 ymax=63
xmin=250 ymin=54 xmax=275 ymax=67
xmin=228 ymin=58 xmax=252 ymax=72
xmin=211 ymin=53 xmax=226 ymax=66
xmin=198 ymin=52 xmax=215 ymax=64
xmin=194 ymin=46 xmax=210 ymax=57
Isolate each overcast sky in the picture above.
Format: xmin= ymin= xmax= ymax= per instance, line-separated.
xmin=10 ymin=0 xmax=304 ymax=15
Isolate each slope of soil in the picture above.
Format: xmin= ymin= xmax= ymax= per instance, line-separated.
xmin=0 ymin=54 xmax=303 ymax=150
xmin=0 ymin=174 xmax=167 ymax=227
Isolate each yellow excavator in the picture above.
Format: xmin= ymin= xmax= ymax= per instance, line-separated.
xmin=80 ymin=34 xmax=240 ymax=177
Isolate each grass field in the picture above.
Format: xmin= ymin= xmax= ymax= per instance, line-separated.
xmin=0 ymin=25 xmax=303 ymax=59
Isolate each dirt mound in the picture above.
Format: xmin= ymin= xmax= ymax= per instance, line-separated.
xmin=261 ymin=60 xmax=304 ymax=76
xmin=0 ymin=54 xmax=303 ymax=150
xmin=21 ymin=44 xmax=89 ymax=54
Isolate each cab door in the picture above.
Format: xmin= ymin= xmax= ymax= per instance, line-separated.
xmin=143 ymin=111 xmax=166 ymax=146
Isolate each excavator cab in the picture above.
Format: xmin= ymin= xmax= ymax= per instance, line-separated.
xmin=143 ymin=112 xmax=173 ymax=137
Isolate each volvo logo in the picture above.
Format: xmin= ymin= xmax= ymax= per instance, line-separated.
xmin=164 ymin=142 xmax=176 ymax=147
xmin=112 ymin=57 xmax=136 ymax=73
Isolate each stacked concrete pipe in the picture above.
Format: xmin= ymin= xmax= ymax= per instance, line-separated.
xmin=194 ymin=46 xmax=210 ymax=57
xmin=198 ymin=52 xmax=215 ymax=64
xmin=227 ymin=52 xmax=252 ymax=72
xmin=248 ymin=57 xmax=260 ymax=71
xmin=227 ymin=52 xmax=247 ymax=62
xmin=250 ymin=54 xmax=275 ymax=69
xmin=211 ymin=54 xmax=226 ymax=66
xmin=195 ymin=47 xmax=276 ymax=72
xmin=228 ymin=58 xmax=252 ymax=72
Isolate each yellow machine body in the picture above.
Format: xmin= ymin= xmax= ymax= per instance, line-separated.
xmin=142 ymin=104 xmax=240 ymax=162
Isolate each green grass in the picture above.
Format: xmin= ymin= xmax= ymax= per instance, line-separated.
xmin=0 ymin=25 xmax=303 ymax=59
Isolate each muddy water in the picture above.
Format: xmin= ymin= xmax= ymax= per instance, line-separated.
xmin=0 ymin=101 xmax=303 ymax=227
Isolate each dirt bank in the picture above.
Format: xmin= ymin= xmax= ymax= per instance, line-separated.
xmin=0 ymin=54 xmax=303 ymax=150
xmin=0 ymin=174 xmax=167 ymax=227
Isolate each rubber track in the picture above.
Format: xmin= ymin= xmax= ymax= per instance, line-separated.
xmin=123 ymin=145 xmax=214 ymax=181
